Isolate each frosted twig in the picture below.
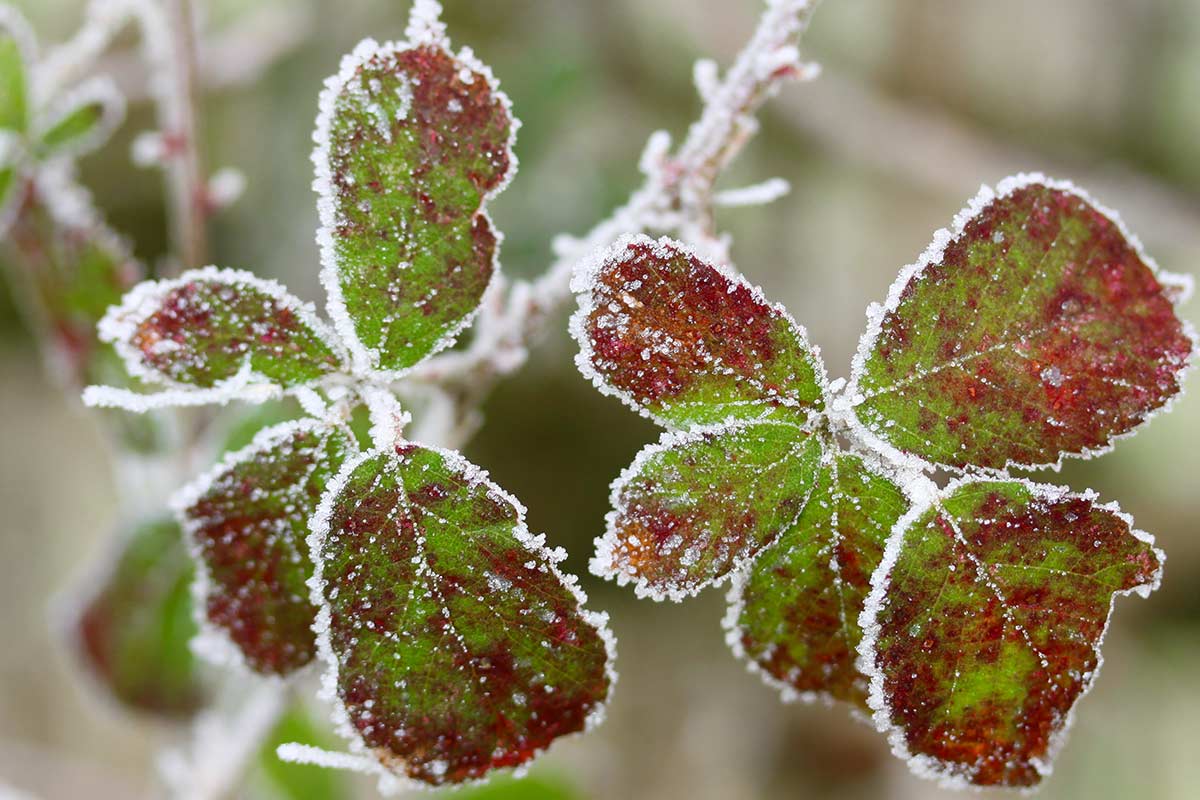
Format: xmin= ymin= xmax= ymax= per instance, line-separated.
xmin=407 ymin=0 xmax=821 ymax=435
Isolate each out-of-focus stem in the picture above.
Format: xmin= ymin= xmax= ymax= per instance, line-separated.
xmin=163 ymin=0 xmax=208 ymax=271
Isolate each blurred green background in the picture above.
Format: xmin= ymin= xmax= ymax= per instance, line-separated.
xmin=1 ymin=0 xmax=1198 ymax=797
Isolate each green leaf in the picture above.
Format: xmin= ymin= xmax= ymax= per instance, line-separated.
xmin=254 ymin=705 xmax=347 ymax=800
xmin=727 ymin=452 xmax=907 ymax=709
xmin=849 ymin=175 xmax=1196 ymax=471
xmin=572 ymin=235 xmax=826 ymax=429
xmin=593 ymin=419 xmax=822 ymax=601
xmin=859 ymin=478 xmax=1163 ymax=788
xmin=100 ymin=267 xmax=344 ymax=394
xmin=69 ymin=517 xmax=206 ymax=717
xmin=36 ymin=78 xmax=124 ymax=157
xmin=314 ymin=38 xmax=516 ymax=376
xmin=176 ymin=420 xmax=357 ymax=675
xmin=311 ymin=443 xmax=613 ymax=786
xmin=0 ymin=24 xmax=28 ymax=133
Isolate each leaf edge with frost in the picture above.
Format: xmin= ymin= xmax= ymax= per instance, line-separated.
xmin=855 ymin=475 xmax=1164 ymax=790
xmin=569 ymin=232 xmax=829 ymax=431
xmin=310 ymin=30 xmax=519 ymax=381
xmin=304 ymin=442 xmax=618 ymax=792
xmin=842 ymin=171 xmax=1198 ymax=476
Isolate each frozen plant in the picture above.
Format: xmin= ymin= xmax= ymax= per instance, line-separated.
xmin=82 ymin=3 xmax=620 ymax=791
xmin=571 ymin=175 xmax=1195 ymax=789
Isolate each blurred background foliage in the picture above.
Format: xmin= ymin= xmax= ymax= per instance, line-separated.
xmin=1 ymin=0 xmax=1198 ymax=798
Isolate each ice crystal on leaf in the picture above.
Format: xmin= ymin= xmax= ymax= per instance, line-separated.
xmin=97 ymin=267 xmax=344 ymax=396
xmin=313 ymin=32 xmax=516 ymax=378
xmin=858 ymin=479 xmax=1163 ymax=788
xmin=175 ymin=420 xmax=357 ymax=675
xmin=726 ymin=452 xmax=907 ymax=710
xmin=84 ymin=3 xmax=614 ymax=787
xmin=573 ymin=174 xmax=1193 ymax=789
xmin=308 ymin=443 xmax=614 ymax=787
xmin=847 ymin=175 xmax=1195 ymax=472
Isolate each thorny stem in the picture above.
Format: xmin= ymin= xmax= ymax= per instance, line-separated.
xmin=406 ymin=0 xmax=821 ymax=439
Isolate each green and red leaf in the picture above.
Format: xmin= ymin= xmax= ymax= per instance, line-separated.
xmin=176 ymin=420 xmax=357 ymax=675
xmin=849 ymin=174 xmax=1195 ymax=471
xmin=313 ymin=36 xmax=516 ymax=376
xmin=859 ymin=478 xmax=1163 ymax=788
xmin=571 ymin=235 xmax=826 ymax=429
xmin=727 ymin=452 xmax=907 ymax=709
xmin=593 ymin=419 xmax=822 ymax=601
xmin=99 ymin=267 xmax=344 ymax=395
xmin=310 ymin=443 xmax=614 ymax=787
xmin=68 ymin=517 xmax=206 ymax=717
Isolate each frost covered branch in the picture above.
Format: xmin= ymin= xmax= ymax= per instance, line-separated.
xmin=408 ymin=0 xmax=822 ymax=446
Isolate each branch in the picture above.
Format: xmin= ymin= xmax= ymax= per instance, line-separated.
xmin=162 ymin=0 xmax=208 ymax=270
xmin=406 ymin=0 xmax=821 ymax=444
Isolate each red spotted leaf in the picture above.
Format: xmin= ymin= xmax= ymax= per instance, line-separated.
xmin=859 ymin=478 xmax=1163 ymax=788
xmin=68 ymin=516 xmax=206 ymax=717
xmin=313 ymin=35 xmax=515 ymax=377
xmin=593 ymin=419 xmax=822 ymax=601
xmin=176 ymin=420 xmax=357 ymax=675
xmin=726 ymin=452 xmax=907 ymax=709
xmin=571 ymin=235 xmax=826 ymax=429
xmin=309 ymin=443 xmax=614 ymax=787
xmin=99 ymin=267 xmax=344 ymax=397
xmin=848 ymin=174 xmax=1195 ymax=471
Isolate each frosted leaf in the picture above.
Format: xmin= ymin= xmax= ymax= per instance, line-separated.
xmin=313 ymin=35 xmax=516 ymax=378
xmin=64 ymin=516 xmax=206 ymax=717
xmin=594 ymin=419 xmax=822 ymax=601
xmin=726 ymin=452 xmax=907 ymax=708
xmin=98 ymin=266 xmax=344 ymax=396
xmin=858 ymin=478 xmax=1163 ymax=788
xmin=848 ymin=174 xmax=1197 ymax=472
xmin=35 ymin=75 xmax=125 ymax=159
xmin=571 ymin=235 xmax=826 ymax=429
xmin=174 ymin=420 xmax=358 ymax=675
xmin=308 ymin=442 xmax=615 ymax=787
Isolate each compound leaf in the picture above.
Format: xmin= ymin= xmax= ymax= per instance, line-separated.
xmin=314 ymin=37 xmax=515 ymax=376
xmin=310 ymin=443 xmax=614 ymax=786
xmin=727 ymin=452 xmax=907 ymax=709
xmin=859 ymin=478 xmax=1163 ymax=788
xmin=70 ymin=516 xmax=206 ymax=717
xmin=849 ymin=175 xmax=1195 ymax=471
xmin=571 ymin=235 xmax=825 ymax=429
xmin=593 ymin=419 xmax=822 ymax=601
xmin=99 ymin=267 xmax=343 ymax=395
xmin=176 ymin=420 xmax=357 ymax=675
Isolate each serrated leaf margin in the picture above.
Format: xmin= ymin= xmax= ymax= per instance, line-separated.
xmin=590 ymin=415 xmax=821 ymax=603
xmin=305 ymin=443 xmax=617 ymax=792
xmin=171 ymin=417 xmax=352 ymax=675
xmin=842 ymin=172 xmax=1199 ymax=476
xmin=720 ymin=447 xmax=924 ymax=709
xmin=311 ymin=35 xmax=519 ymax=381
xmin=94 ymin=266 xmax=346 ymax=409
xmin=854 ymin=475 xmax=1164 ymax=791
xmin=569 ymin=233 xmax=830 ymax=431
